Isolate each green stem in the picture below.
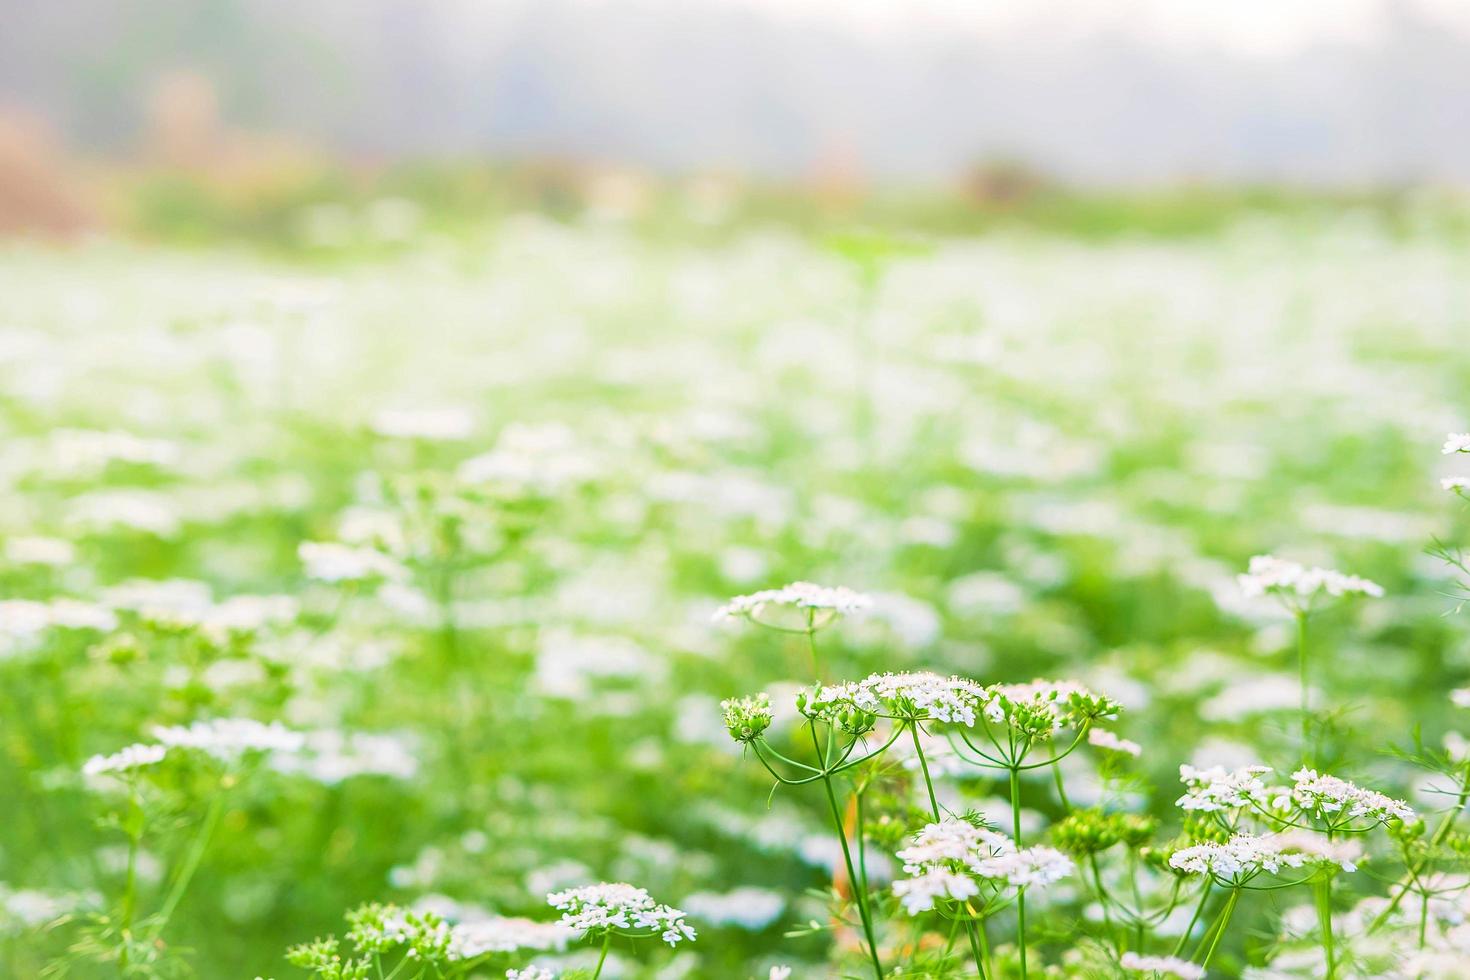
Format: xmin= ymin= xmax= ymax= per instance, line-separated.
xmin=855 ymin=783 xmax=871 ymax=899
xmin=1314 ymin=876 xmax=1336 ymax=979
xmin=964 ymin=919 xmax=987 ymax=979
xmin=806 ymin=612 xmax=822 ymax=680
xmin=911 ymin=724 xmax=942 ymax=820
xmin=1171 ymin=885 xmax=1211 ymax=957
xmin=1009 ymin=766 xmax=1027 ymax=980
xmin=145 ymin=784 xmax=227 ymax=943
xmin=813 ymin=728 xmax=883 ymax=979
xmin=592 ymin=932 xmax=611 ymax=980
xmin=1199 ymin=888 xmax=1240 ymax=970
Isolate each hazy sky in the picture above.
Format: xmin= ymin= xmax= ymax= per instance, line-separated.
xmin=680 ymin=0 xmax=1470 ymax=54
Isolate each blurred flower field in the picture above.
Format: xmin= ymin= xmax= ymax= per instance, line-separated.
xmin=5 ymin=207 xmax=1470 ymax=978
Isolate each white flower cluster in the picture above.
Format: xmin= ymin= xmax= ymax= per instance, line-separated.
xmin=1443 ymin=433 xmax=1470 ymax=455
xmin=714 ymin=581 xmax=872 ymax=625
xmin=299 ymin=541 xmax=408 ymax=583
xmin=1286 ymin=768 xmax=1414 ymax=824
xmin=1169 ymin=831 xmax=1358 ymax=880
xmin=546 ymin=882 xmax=696 ymax=947
xmin=892 ymin=819 xmax=1071 ymax=913
xmin=0 ymin=598 xmax=117 ymax=646
xmin=1175 ymin=764 xmax=1274 ymax=812
xmin=1237 ymin=555 xmax=1383 ymax=602
xmin=82 ymin=743 xmax=167 ymax=777
xmin=1089 ymin=728 xmax=1142 ymax=757
xmin=446 ymin=916 xmax=575 ymax=958
xmin=506 ymin=968 xmax=556 ymax=980
xmin=1119 ymin=951 xmax=1205 ymax=979
xmin=981 ymin=679 xmax=1120 ymax=735
xmin=804 ymin=671 xmax=986 ymax=726
xmin=152 ymin=717 xmax=307 ymax=760
xmin=973 ymin=846 xmax=1075 ymax=889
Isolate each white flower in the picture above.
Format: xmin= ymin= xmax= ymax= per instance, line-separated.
xmin=896 ymin=819 xmax=1014 ymax=874
xmin=1168 ymin=832 xmax=1355 ymax=880
xmin=151 ymin=718 xmax=306 ymax=760
xmin=369 ymin=407 xmax=474 ymax=441
xmin=981 ymin=679 xmax=1120 ymax=734
xmin=1265 ymin=829 xmax=1362 ymax=873
xmin=1119 ymin=951 xmax=1205 ymax=978
xmin=446 ymin=916 xmax=574 ymax=958
xmin=973 ymin=846 xmax=1074 ymax=889
xmin=547 ymin=882 xmax=695 ymax=946
xmin=714 ymin=582 xmax=872 ymax=627
xmin=1176 ymin=764 xmax=1273 ymax=812
xmin=1443 ymin=477 xmax=1470 ymax=493
xmin=1089 ymin=728 xmax=1142 ymax=757
xmin=1286 ymin=768 xmax=1414 ymax=825
xmin=769 ymin=968 xmax=793 ymax=980
xmin=1452 ymin=688 xmax=1470 ymax=709
xmin=893 ymin=867 xmax=979 ymax=914
xmin=1443 ymin=434 xmax=1470 ymax=455
xmin=506 ymin=969 xmax=556 ymax=980
xmin=1237 ymin=555 xmax=1383 ymax=602
xmin=804 ymin=671 xmax=987 ymax=726
xmin=298 ymin=541 xmax=407 ymax=583
xmin=82 ymin=743 xmax=167 ymax=776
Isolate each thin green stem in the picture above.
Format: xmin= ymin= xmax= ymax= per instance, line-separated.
xmin=911 ymin=724 xmax=942 ymax=820
xmin=1171 ymin=885 xmax=1211 ymax=957
xmin=813 ymin=728 xmax=883 ymax=979
xmin=591 ymin=932 xmax=611 ymax=980
xmin=1314 ymin=876 xmax=1336 ymax=979
xmin=964 ymin=920 xmax=987 ymax=979
xmin=1199 ymin=888 xmax=1241 ymax=970
xmin=145 ymin=783 xmax=227 ymax=943
xmin=1009 ymin=766 xmax=1027 ymax=980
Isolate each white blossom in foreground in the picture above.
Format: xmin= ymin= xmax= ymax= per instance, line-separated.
xmin=1119 ymin=951 xmax=1205 ymax=978
xmin=1284 ymin=768 xmax=1414 ymax=824
xmin=151 ymin=718 xmax=306 ymax=760
xmin=1237 ymin=555 xmax=1383 ymax=602
xmin=1089 ymin=728 xmax=1142 ymax=757
xmin=1443 ymin=433 xmax=1470 ymax=455
xmin=299 ymin=541 xmax=408 ymax=583
xmin=893 ymin=868 xmax=980 ymax=914
xmin=1176 ymin=764 xmax=1274 ymax=813
xmin=714 ymin=582 xmax=872 ymax=627
xmin=973 ymin=846 xmax=1074 ymax=889
xmin=547 ymin=882 xmax=695 ymax=946
xmin=1169 ymin=832 xmax=1357 ymax=881
xmin=82 ymin=743 xmax=167 ymax=777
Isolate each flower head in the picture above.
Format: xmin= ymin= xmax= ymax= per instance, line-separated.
xmin=1089 ymin=728 xmax=1142 ymax=757
xmin=800 ymin=672 xmax=985 ymax=728
xmin=721 ymin=694 xmax=774 ymax=743
xmin=547 ymin=883 xmax=695 ymax=947
xmin=1176 ymin=764 xmax=1273 ymax=813
xmin=1237 ymin=555 xmax=1383 ymax=604
xmin=1443 ymin=433 xmax=1470 ymax=455
xmin=82 ymin=743 xmax=167 ymax=777
xmin=982 ymin=680 xmax=1120 ymax=737
xmin=714 ymin=582 xmax=871 ymax=630
xmin=1284 ymin=768 xmax=1414 ymax=825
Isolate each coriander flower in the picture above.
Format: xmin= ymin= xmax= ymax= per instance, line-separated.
xmin=1176 ymin=764 xmax=1273 ymax=813
xmin=1452 ymin=688 xmax=1470 ymax=709
xmin=1284 ymin=768 xmax=1413 ymax=825
xmin=802 ymin=671 xmax=986 ymax=728
xmin=1089 ymin=728 xmax=1142 ymax=757
xmin=1443 ymin=434 xmax=1470 ymax=455
xmin=892 ymin=867 xmax=980 ymax=914
xmin=82 ymin=742 xmax=167 ymax=777
xmin=982 ymin=679 xmax=1120 ymax=737
xmin=1236 ymin=555 xmax=1383 ymax=604
xmin=506 ymin=969 xmax=556 ymax=980
xmin=1168 ymin=832 xmax=1353 ymax=882
xmin=896 ymin=819 xmax=1015 ymax=875
xmin=1443 ymin=477 xmax=1470 ymax=494
xmin=973 ymin=846 xmax=1074 ymax=889
xmin=151 ymin=718 xmax=306 ymax=760
xmin=1119 ymin=952 xmax=1205 ymax=979
xmin=721 ymin=694 xmax=774 ymax=743
xmin=714 ymin=582 xmax=871 ymax=630
xmin=547 ymin=882 xmax=695 ymax=947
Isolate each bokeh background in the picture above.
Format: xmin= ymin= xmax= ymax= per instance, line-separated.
xmin=5 ymin=2 xmax=1470 ymax=978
